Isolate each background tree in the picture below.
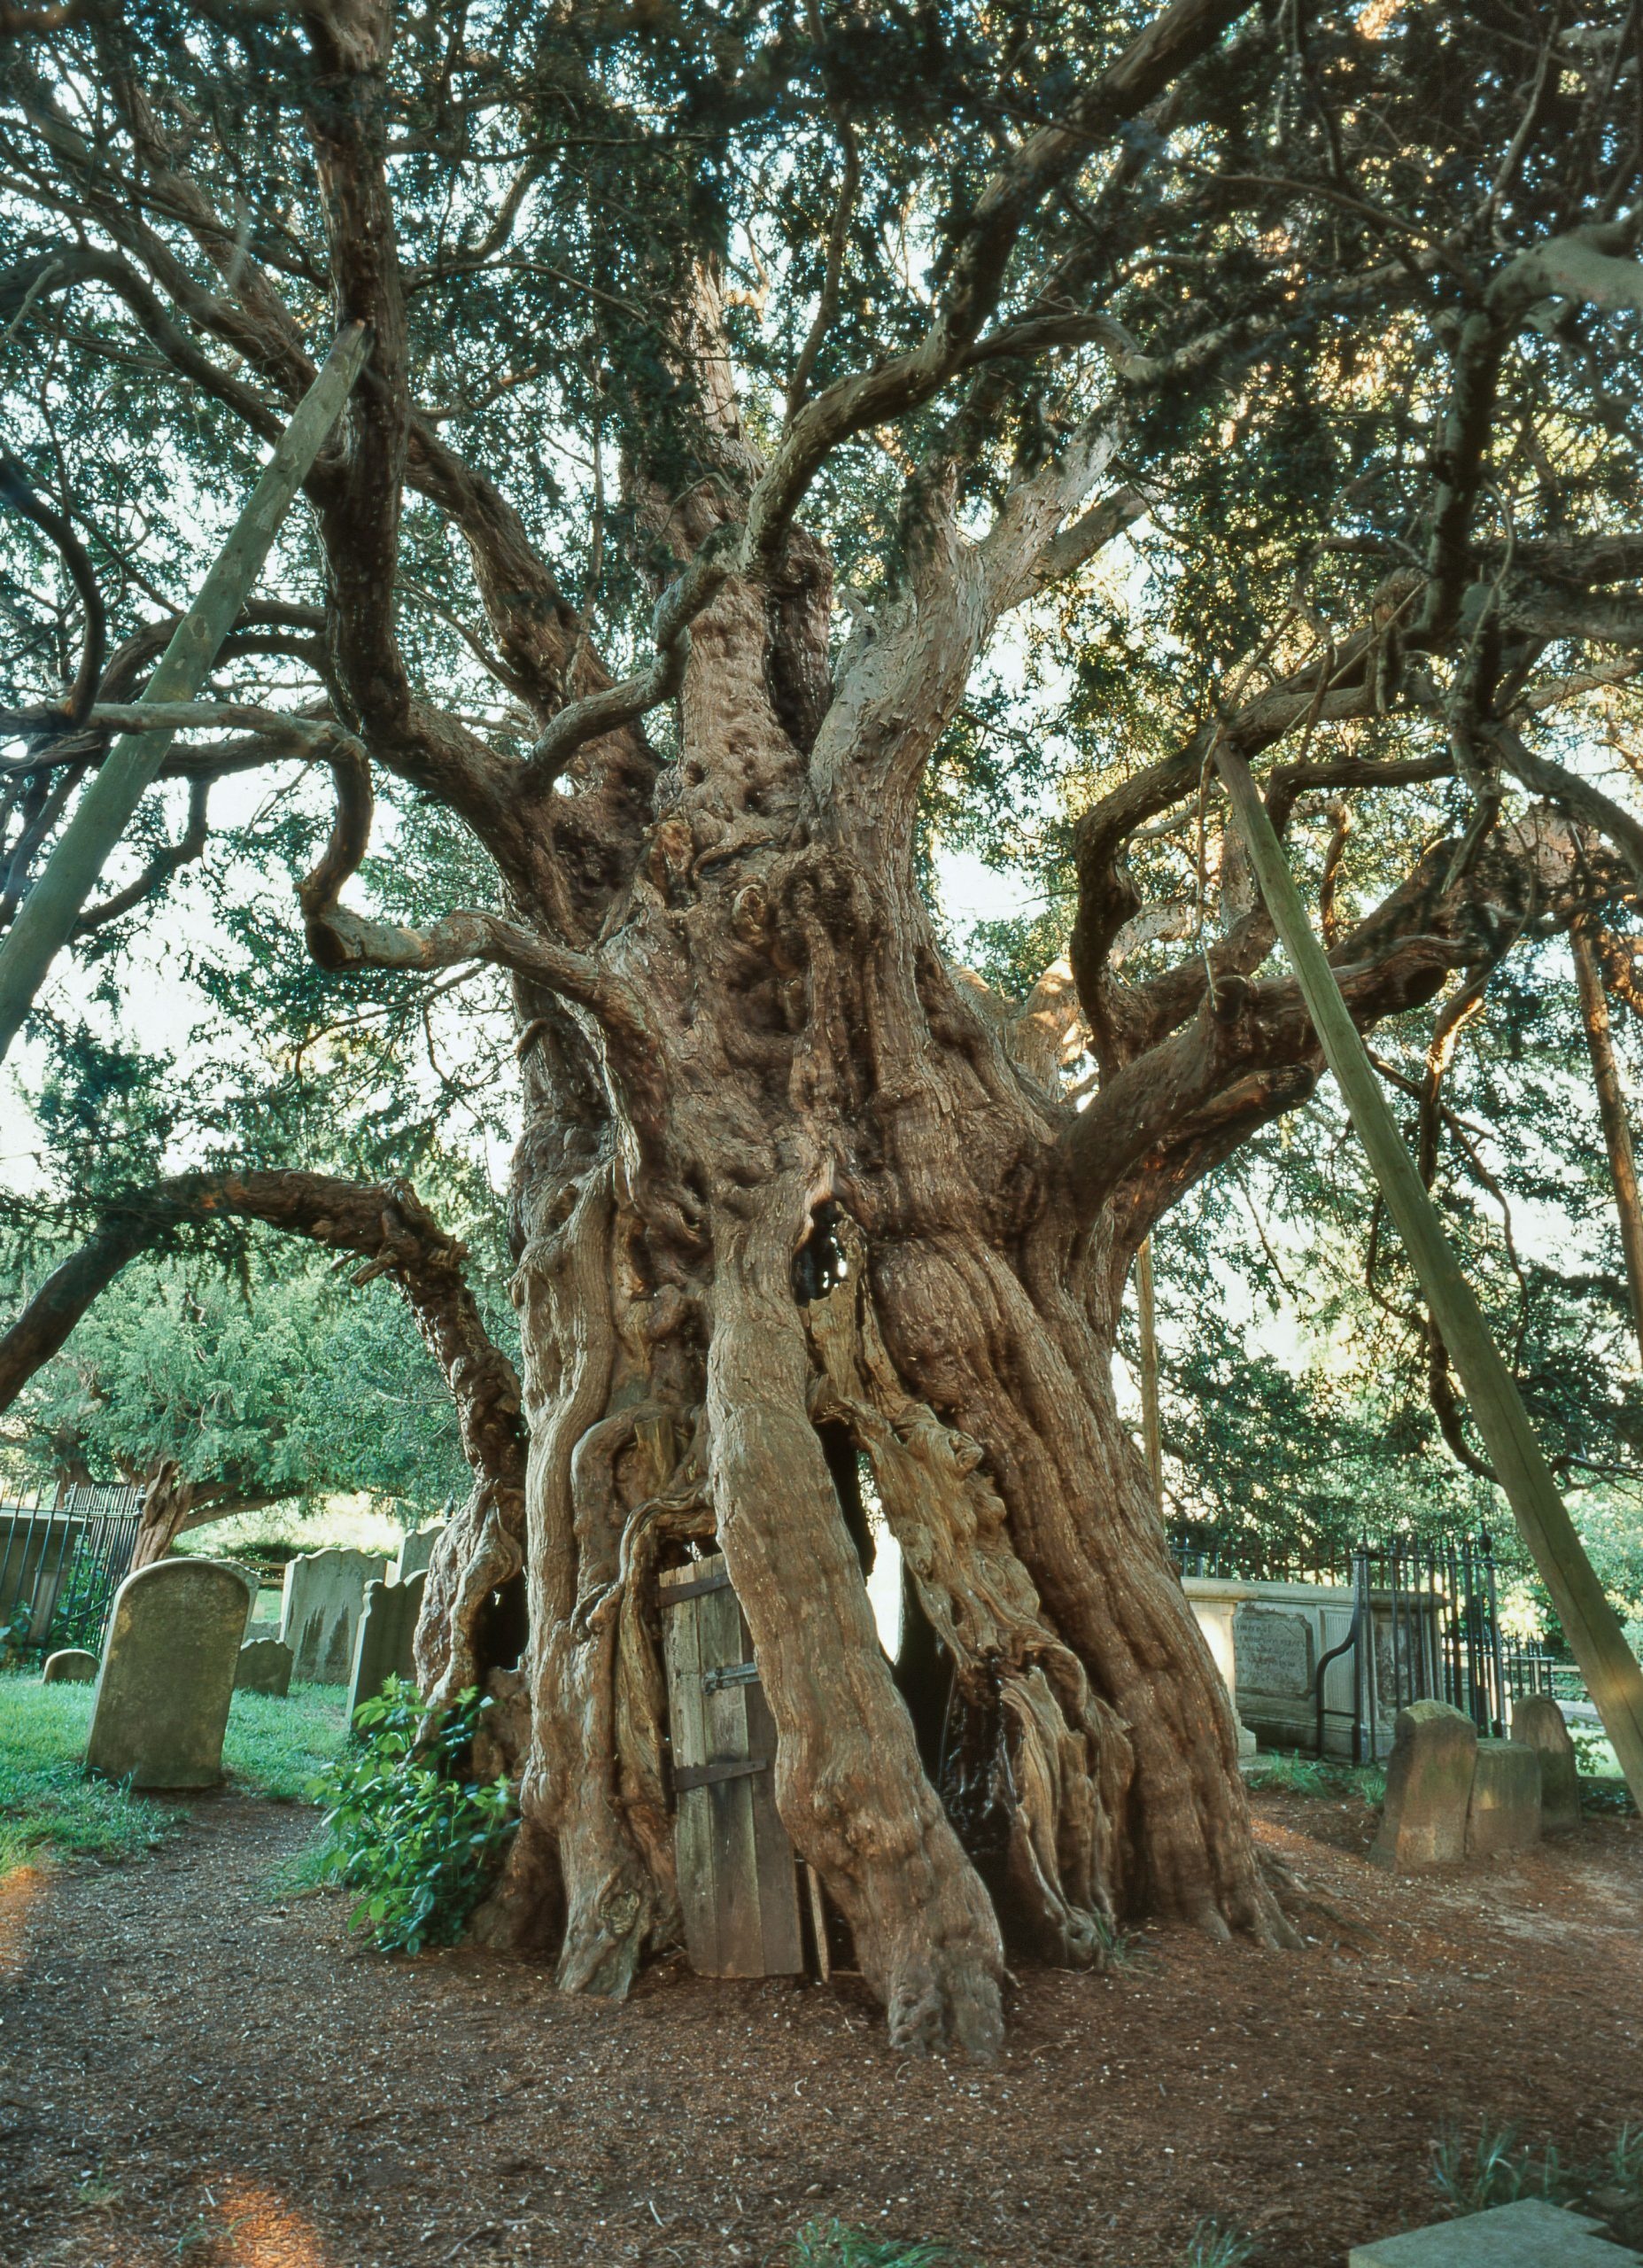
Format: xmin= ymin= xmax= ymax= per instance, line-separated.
xmin=0 ymin=1249 xmax=475 ymax=1542
xmin=1 ymin=0 xmax=1642 ymax=2055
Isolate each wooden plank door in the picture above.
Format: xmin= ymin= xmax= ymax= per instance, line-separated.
xmin=659 ymin=1555 xmax=803 ymax=1977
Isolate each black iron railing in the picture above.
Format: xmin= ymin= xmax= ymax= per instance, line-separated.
xmin=1168 ymin=1523 xmax=1587 ymax=1759
xmin=0 ymin=1484 xmax=144 ymax=1667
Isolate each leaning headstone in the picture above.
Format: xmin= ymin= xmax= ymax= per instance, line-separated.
xmin=1510 ymin=1693 xmax=1582 ymax=1833
xmin=394 ymin=1525 xmax=446 ymax=1584
xmin=86 ymin=1560 xmax=245 ymax=1789
xmin=1350 ymin=2196 xmax=1642 ymax=2266
xmin=346 ymin=1571 xmax=426 ymax=1721
xmin=280 ymin=1547 xmax=386 ymax=1684
xmin=1466 ymin=1737 xmax=1542 ymax=1857
xmin=42 ymin=1648 xmax=97 ymax=1684
xmin=211 ymin=1559 xmax=260 ymax=1637
xmin=235 ymin=1635 xmax=293 ymax=1697
xmin=1369 ymin=1699 xmax=1477 ymax=1869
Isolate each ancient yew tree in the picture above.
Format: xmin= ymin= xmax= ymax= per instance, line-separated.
xmin=3 ymin=1 xmax=1643 ymax=2049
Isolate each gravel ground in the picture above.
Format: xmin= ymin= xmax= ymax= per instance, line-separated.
xmin=2 ymin=1785 xmax=1640 ymax=2268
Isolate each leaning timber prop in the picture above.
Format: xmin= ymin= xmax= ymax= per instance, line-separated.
xmin=0 ymin=322 xmax=371 ymax=1061
xmin=1217 ymin=742 xmax=1643 ymax=1811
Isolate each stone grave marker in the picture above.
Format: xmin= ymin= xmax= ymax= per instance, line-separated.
xmin=1465 ymin=1738 xmax=1541 ymax=1857
xmin=212 ymin=1558 xmax=260 ymax=1636
xmin=1370 ymin=1699 xmax=1477 ymax=1868
xmin=235 ymin=1635 xmax=293 ymax=1697
xmin=86 ymin=1559 xmax=245 ymax=1789
xmin=1349 ymin=2196 xmax=1641 ymax=2266
xmin=1510 ymin=1693 xmax=1582 ymax=1833
xmin=42 ymin=1647 xmax=97 ymax=1683
xmin=394 ymin=1525 xmax=446 ymax=1583
xmin=345 ymin=1571 xmax=426 ymax=1720
xmin=280 ymin=1546 xmax=386 ymax=1683
xmin=1233 ymin=1604 xmax=1314 ymax=1698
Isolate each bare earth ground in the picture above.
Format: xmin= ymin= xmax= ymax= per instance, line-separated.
xmin=2 ymin=1788 xmax=1640 ymax=2268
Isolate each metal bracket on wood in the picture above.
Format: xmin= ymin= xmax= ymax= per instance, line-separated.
xmin=672 ymin=1757 xmax=770 ymax=1792
xmin=701 ymin=1659 xmax=760 ymax=1694
xmin=662 ymin=1567 xmax=733 ymax=1605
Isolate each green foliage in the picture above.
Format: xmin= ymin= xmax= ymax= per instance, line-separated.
xmin=0 ymin=1245 xmax=479 ymax=1524
xmin=1 ymin=0 xmax=1641 ymax=1668
xmin=314 ymin=1680 xmax=515 ymax=1955
xmin=1178 ymin=2225 xmax=1256 ymax=2268
xmin=787 ymin=2225 xmax=973 ymax=2268
xmin=1428 ymin=2121 xmax=1643 ymax=2222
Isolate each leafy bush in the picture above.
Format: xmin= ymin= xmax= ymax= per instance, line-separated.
xmin=314 ymin=1679 xmax=514 ymax=1954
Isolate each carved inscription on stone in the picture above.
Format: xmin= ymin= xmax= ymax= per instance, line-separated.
xmin=1233 ymin=1605 xmax=1314 ymax=1698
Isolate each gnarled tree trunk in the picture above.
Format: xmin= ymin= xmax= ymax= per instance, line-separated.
xmin=423 ymin=562 xmax=1296 ymax=2056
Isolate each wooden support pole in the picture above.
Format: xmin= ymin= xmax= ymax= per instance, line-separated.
xmin=1135 ymin=1235 xmax=1165 ymax=1518
xmin=1217 ymin=742 xmax=1643 ymax=1808
xmin=0 ymin=324 xmax=371 ymax=1064
xmin=1570 ymin=923 xmax=1643 ymax=1370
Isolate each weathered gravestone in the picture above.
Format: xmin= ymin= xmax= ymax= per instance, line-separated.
xmin=394 ymin=1525 xmax=445 ymax=1583
xmin=235 ymin=1635 xmax=293 ymax=1697
xmin=1370 ymin=1699 xmax=1477 ymax=1869
xmin=1510 ymin=1692 xmax=1582 ymax=1833
xmin=212 ymin=1558 xmax=260 ymax=1636
xmin=1350 ymin=2196 xmax=1642 ymax=2267
xmin=1233 ymin=1604 xmax=1314 ymax=1698
xmin=86 ymin=1559 xmax=244 ymax=1788
xmin=280 ymin=1546 xmax=386 ymax=1683
xmin=345 ymin=1571 xmax=426 ymax=1720
xmin=42 ymin=1647 xmax=97 ymax=1683
xmin=1465 ymin=1737 xmax=1541 ymax=1857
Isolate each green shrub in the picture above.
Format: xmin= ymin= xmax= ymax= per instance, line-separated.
xmin=314 ymin=1678 xmax=514 ymax=1954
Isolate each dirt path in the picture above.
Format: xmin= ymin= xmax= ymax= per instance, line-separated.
xmin=3 ymin=1790 xmax=1641 ymax=2268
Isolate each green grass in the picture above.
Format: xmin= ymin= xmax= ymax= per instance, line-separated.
xmin=1245 ymin=1750 xmax=1386 ymax=1804
xmin=0 ymin=1672 xmax=347 ymax=1872
xmin=223 ymin=1683 xmax=347 ymax=1798
xmin=0 ymin=1678 xmax=177 ymax=1870
xmin=1179 ymin=2223 xmax=1256 ymax=2267
xmin=787 ymin=2225 xmax=974 ymax=2267
xmin=1431 ymin=2121 xmax=1643 ymax=2222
